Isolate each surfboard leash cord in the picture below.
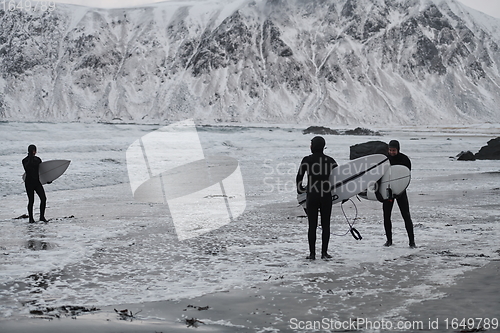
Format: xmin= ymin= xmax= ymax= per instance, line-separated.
xmin=321 ymin=198 xmax=362 ymax=240
xmin=341 ymin=198 xmax=362 ymax=240
xmin=330 ymin=157 xmax=389 ymax=191
xmin=301 ymin=197 xmax=362 ymax=240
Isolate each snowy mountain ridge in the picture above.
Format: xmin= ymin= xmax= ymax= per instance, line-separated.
xmin=1 ymin=0 xmax=500 ymax=125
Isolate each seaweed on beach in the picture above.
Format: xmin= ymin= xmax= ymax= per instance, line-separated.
xmin=30 ymin=305 xmax=100 ymax=319
xmin=13 ymin=214 xmax=75 ymax=220
xmin=203 ymin=244 xmax=227 ymax=256
xmin=185 ymin=317 xmax=205 ymax=327
xmin=187 ymin=304 xmax=210 ymax=311
xmin=264 ymin=275 xmax=284 ymax=281
xmin=114 ymin=308 xmax=142 ymax=321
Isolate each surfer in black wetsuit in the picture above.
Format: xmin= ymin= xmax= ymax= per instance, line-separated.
xmin=296 ymin=136 xmax=338 ymax=260
xmin=383 ymin=140 xmax=416 ymax=248
xmin=22 ymin=145 xmax=47 ymax=223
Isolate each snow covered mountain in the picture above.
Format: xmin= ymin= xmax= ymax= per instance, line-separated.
xmin=1 ymin=0 xmax=500 ymax=125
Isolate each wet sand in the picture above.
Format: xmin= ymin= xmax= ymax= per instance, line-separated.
xmin=1 ymin=259 xmax=498 ymax=332
xmin=407 ymin=259 xmax=500 ymax=331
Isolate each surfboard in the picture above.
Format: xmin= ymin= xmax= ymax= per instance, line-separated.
xmin=297 ymin=154 xmax=389 ymax=208
xmin=359 ymin=165 xmax=411 ymax=201
xmin=23 ymin=160 xmax=71 ymax=185
xmin=331 ymin=154 xmax=390 ymax=204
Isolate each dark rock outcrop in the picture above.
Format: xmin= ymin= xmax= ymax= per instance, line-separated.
xmin=303 ymin=126 xmax=381 ymax=136
xmin=303 ymin=126 xmax=340 ymax=135
xmin=350 ymin=140 xmax=388 ymax=160
xmin=475 ymin=137 xmax=500 ymax=160
xmin=344 ymin=127 xmax=381 ymax=136
xmin=456 ymin=151 xmax=476 ymax=161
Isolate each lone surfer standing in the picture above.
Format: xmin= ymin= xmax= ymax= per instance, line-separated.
xmin=296 ymin=136 xmax=338 ymax=260
xmin=383 ymin=140 xmax=416 ymax=248
xmin=22 ymin=145 xmax=48 ymax=223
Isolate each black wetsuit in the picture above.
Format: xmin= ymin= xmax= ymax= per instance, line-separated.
xmin=296 ymin=144 xmax=337 ymax=258
xmin=22 ymin=155 xmax=46 ymax=222
xmin=383 ymin=152 xmax=415 ymax=245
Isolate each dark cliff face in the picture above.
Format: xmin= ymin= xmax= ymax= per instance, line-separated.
xmin=0 ymin=0 xmax=499 ymax=124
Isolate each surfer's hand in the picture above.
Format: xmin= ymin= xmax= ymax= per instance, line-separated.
xmin=297 ymin=185 xmax=306 ymax=194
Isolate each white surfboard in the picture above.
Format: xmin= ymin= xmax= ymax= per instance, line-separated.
xmin=330 ymin=154 xmax=390 ymax=204
xmin=359 ymin=165 xmax=411 ymax=201
xmin=23 ymin=160 xmax=71 ymax=185
xmin=297 ymin=154 xmax=389 ymax=208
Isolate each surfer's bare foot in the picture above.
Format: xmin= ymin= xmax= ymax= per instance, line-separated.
xmin=40 ymin=217 xmax=48 ymax=222
xmin=321 ymin=253 xmax=332 ymax=259
xmin=306 ymin=254 xmax=315 ymax=260
xmin=409 ymin=242 xmax=416 ymax=248
xmin=384 ymin=240 xmax=393 ymax=247
xmin=29 ymin=219 xmax=35 ymax=223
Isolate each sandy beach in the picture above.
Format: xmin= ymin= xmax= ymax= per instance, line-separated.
xmin=1 ymin=123 xmax=499 ymax=332
xmin=1 ymin=259 xmax=499 ymax=333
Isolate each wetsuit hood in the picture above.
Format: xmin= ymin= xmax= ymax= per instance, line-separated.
xmin=388 ymin=140 xmax=400 ymax=151
xmin=28 ymin=144 xmax=37 ymax=155
xmin=311 ymin=136 xmax=326 ymax=154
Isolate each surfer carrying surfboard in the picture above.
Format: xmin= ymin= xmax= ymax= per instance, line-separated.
xmin=383 ymin=140 xmax=416 ymax=248
xmin=296 ymin=136 xmax=338 ymax=260
xmin=22 ymin=145 xmax=48 ymax=223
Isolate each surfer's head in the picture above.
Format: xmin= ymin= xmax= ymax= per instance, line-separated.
xmin=28 ymin=144 xmax=37 ymax=155
xmin=310 ymin=136 xmax=326 ymax=153
xmin=388 ymin=140 xmax=400 ymax=156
